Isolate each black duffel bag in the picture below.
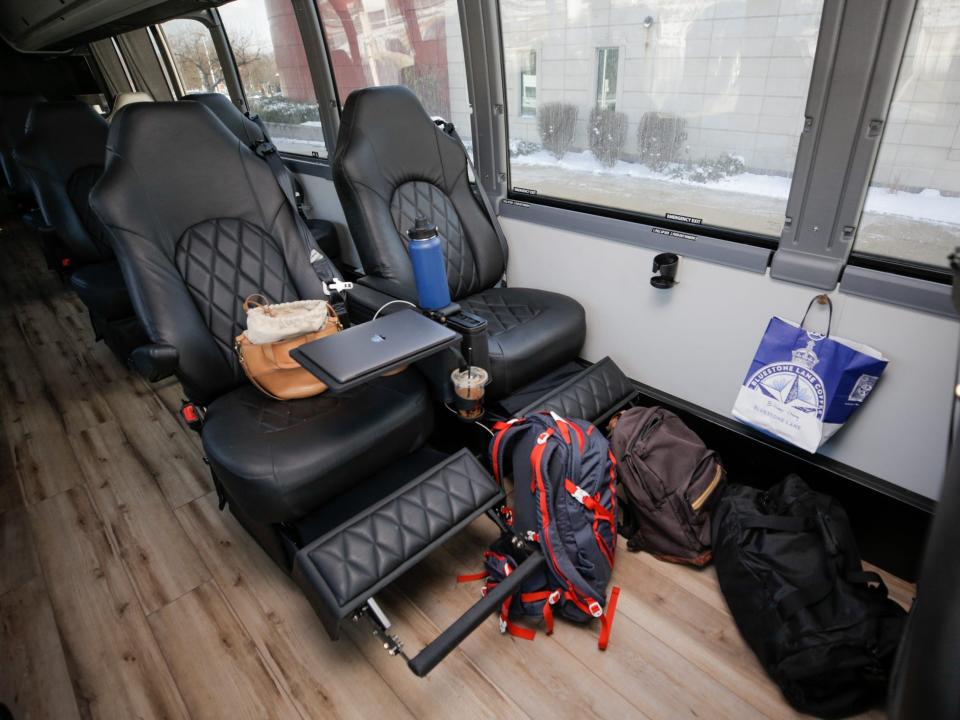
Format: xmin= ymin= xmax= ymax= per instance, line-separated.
xmin=712 ymin=475 xmax=907 ymax=718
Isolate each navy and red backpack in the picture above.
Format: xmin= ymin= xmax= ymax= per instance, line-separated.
xmin=463 ymin=412 xmax=620 ymax=648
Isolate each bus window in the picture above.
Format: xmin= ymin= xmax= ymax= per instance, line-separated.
xmin=853 ymin=0 xmax=960 ymax=269
xmin=499 ymin=0 xmax=825 ymax=239
xmin=218 ymin=0 xmax=327 ymax=158
xmin=316 ymin=0 xmax=471 ymax=143
xmin=160 ymin=18 xmax=225 ymax=95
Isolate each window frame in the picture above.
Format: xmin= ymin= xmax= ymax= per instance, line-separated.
xmin=498 ymin=2 xmax=826 ymax=252
xmin=486 ymin=0 xmax=955 ymax=296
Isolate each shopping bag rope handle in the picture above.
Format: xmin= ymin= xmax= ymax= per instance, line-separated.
xmin=800 ymin=294 xmax=832 ymax=337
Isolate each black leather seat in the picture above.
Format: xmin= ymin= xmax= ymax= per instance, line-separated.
xmin=184 ymin=92 xmax=341 ymax=262
xmin=15 ymin=101 xmax=112 ymax=265
xmin=0 ymin=92 xmax=44 ymax=205
xmin=15 ymin=100 xmax=143 ymax=357
xmin=90 ymin=102 xmax=434 ymax=536
xmin=332 ymin=85 xmax=586 ymax=399
xmin=203 ymin=377 xmax=431 ymax=523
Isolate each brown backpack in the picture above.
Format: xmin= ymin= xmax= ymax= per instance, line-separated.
xmin=608 ymin=406 xmax=725 ymax=566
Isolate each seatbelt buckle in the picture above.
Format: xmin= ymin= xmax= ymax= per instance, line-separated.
xmin=179 ymin=401 xmax=205 ymax=432
xmin=322 ymin=278 xmax=353 ymax=295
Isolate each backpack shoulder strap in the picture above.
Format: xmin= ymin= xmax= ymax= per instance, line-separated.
xmin=490 ymin=418 xmax=530 ymax=485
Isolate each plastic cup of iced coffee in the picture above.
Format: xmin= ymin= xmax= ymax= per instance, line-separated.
xmin=450 ymin=367 xmax=489 ymax=420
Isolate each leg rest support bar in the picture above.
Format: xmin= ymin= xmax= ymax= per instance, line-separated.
xmin=406 ymin=549 xmax=545 ymax=677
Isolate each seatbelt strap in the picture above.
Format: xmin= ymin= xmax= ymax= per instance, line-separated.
xmin=435 ymin=119 xmax=509 ymax=286
xmin=251 ymin=138 xmax=351 ymax=318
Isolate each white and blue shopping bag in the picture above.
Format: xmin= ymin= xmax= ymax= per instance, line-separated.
xmin=732 ymin=295 xmax=888 ymax=453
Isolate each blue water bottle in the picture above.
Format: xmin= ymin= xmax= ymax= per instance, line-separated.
xmin=407 ymin=215 xmax=452 ymax=310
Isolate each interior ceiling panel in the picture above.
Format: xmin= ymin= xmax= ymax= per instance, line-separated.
xmin=0 ymin=0 xmax=222 ymax=51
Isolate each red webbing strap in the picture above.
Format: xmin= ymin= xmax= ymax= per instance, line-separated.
xmin=515 ymin=589 xmax=561 ymax=635
xmin=597 ymin=586 xmax=621 ymax=651
xmin=456 ymin=571 xmax=488 ymax=583
xmin=543 ymin=602 xmax=555 ymax=635
xmin=563 ymin=479 xmax=615 ymax=524
xmin=569 ymin=421 xmax=585 ymax=451
xmin=500 ymin=596 xmax=536 ymax=641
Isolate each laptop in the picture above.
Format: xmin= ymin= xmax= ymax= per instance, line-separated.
xmin=292 ymin=309 xmax=460 ymax=391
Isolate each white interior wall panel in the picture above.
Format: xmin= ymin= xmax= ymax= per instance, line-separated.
xmin=502 ymin=216 xmax=958 ymax=501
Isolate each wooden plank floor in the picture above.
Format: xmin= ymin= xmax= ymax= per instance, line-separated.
xmin=0 ymin=216 xmax=915 ymax=720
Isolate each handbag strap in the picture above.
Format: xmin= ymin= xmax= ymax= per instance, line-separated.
xmin=434 ymin=119 xmax=509 ymax=284
xmin=243 ymin=293 xmax=269 ymax=313
xmin=800 ymin=293 xmax=833 ymax=337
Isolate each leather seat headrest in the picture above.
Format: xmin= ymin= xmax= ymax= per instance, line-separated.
xmin=107 ymin=91 xmax=154 ymax=123
xmin=339 ymin=85 xmax=439 ymax=152
xmin=106 ymin=101 xmax=241 ymax=159
xmin=183 ymin=92 xmax=264 ymax=147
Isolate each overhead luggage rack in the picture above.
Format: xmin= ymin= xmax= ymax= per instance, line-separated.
xmin=292 ymin=448 xmax=545 ymax=677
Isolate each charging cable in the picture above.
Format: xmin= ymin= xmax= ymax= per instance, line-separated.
xmin=372 ymin=299 xmax=417 ymax=320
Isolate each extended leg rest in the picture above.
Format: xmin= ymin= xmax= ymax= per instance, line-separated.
xmin=514 ymin=356 xmax=638 ymax=426
xmin=293 ymin=449 xmax=503 ymax=638
xmin=292 ymin=448 xmax=543 ymax=676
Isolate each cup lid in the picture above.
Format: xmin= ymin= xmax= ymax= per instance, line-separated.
xmin=451 ymin=366 xmax=489 ymax=387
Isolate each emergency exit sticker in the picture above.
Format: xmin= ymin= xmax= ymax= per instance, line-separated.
xmin=665 ymin=212 xmax=703 ymax=225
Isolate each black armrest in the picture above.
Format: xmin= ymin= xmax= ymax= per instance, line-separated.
xmin=130 ymin=343 xmax=179 ymax=382
xmin=356 ymin=276 xmax=419 ymax=304
xmin=345 ymin=280 xmax=405 ymax=323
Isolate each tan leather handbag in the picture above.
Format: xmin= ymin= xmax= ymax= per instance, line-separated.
xmin=235 ymin=296 xmax=341 ymax=400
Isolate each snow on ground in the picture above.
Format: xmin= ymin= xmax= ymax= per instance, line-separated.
xmin=512 ymin=150 xmax=960 ymax=225
xmin=863 ymin=187 xmax=960 ymax=227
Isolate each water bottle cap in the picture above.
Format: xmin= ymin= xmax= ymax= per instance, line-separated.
xmin=407 ymin=214 xmax=438 ymax=241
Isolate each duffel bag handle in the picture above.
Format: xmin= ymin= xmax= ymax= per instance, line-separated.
xmin=777 ymin=566 xmax=890 ymax=621
xmin=741 ymin=515 xmax=810 ymax=533
xmin=800 ymin=293 xmax=833 ymax=337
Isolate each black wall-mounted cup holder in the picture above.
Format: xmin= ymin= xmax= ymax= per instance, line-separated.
xmin=651 ymin=252 xmax=680 ymax=289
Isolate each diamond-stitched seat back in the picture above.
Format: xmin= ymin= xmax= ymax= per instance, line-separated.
xmin=176 ymin=217 xmax=299 ymax=372
xmin=91 ymin=102 xmax=331 ymax=405
xmin=390 ymin=180 xmax=482 ymax=298
xmin=333 ymin=86 xmax=506 ymax=300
